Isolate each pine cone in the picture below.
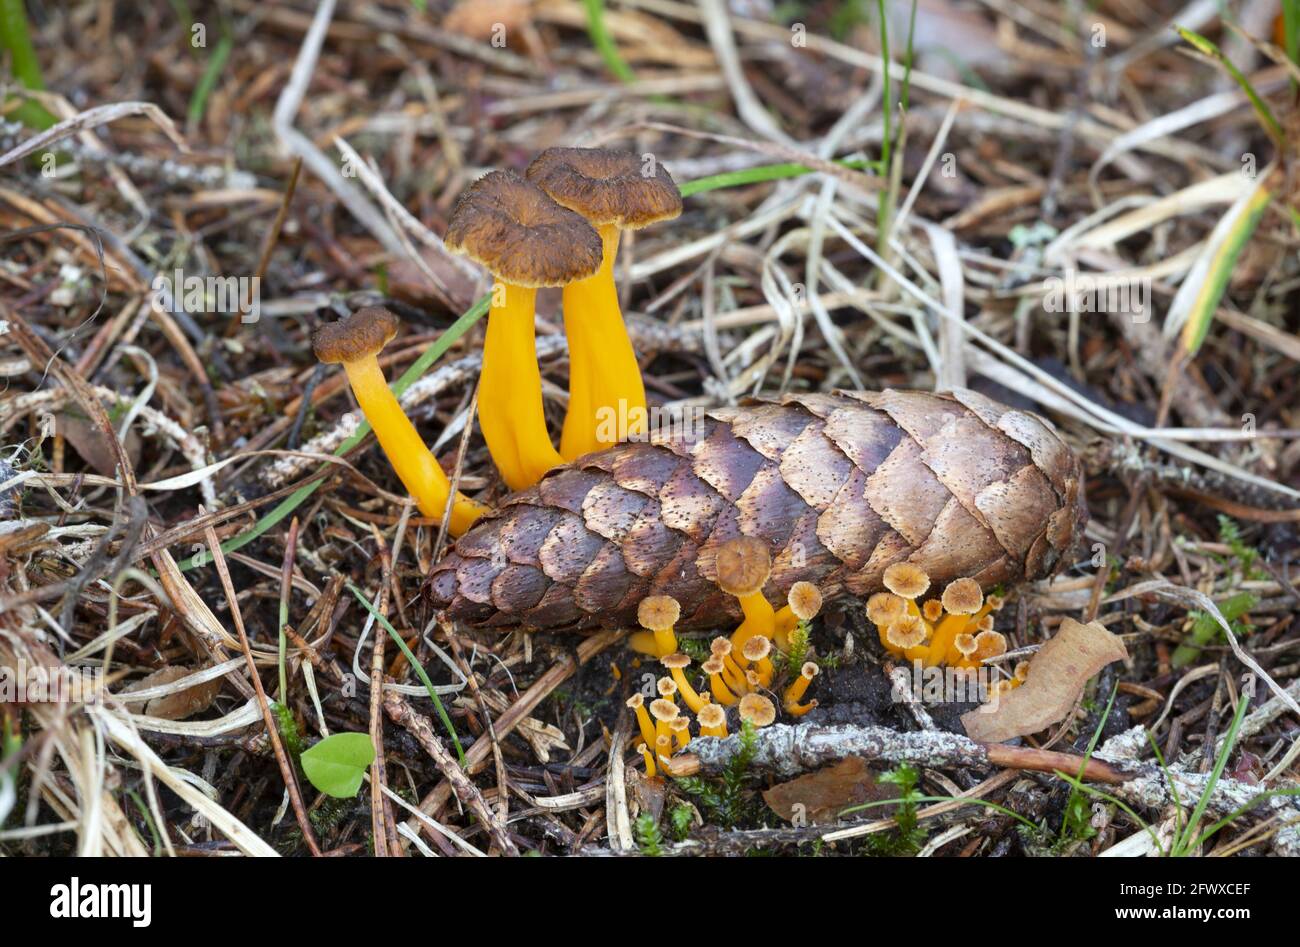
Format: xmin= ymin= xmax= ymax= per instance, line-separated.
xmin=425 ymin=389 xmax=1086 ymax=630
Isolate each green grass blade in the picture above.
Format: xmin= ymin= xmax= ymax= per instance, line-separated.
xmin=583 ymin=0 xmax=637 ymax=84
xmin=0 ymin=0 xmax=56 ymax=128
xmin=187 ymin=32 xmax=232 ymax=128
xmin=1176 ymin=25 xmax=1285 ymax=146
xmin=347 ymin=581 xmax=465 ymax=765
xmin=1178 ymin=183 xmax=1271 ymax=358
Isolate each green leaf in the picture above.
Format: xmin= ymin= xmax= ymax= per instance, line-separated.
xmin=300 ymin=732 xmax=376 ymax=799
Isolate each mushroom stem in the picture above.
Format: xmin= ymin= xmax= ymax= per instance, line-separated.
xmin=730 ymin=591 xmax=776 ymax=653
xmin=479 ymin=283 xmax=564 ymax=490
xmin=341 ymin=356 xmax=488 ymax=535
xmin=559 ymin=227 xmax=647 ymax=460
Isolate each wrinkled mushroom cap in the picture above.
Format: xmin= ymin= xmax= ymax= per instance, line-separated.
xmin=737 ymin=693 xmax=777 ymax=728
xmin=885 ymin=614 xmax=927 ymax=651
xmin=922 ymin=599 xmax=944 ymax=623
xmin=445 ymin=170 xmax=603 ymax=286
xmin=656 ymin=677 xmax=677 ymax=698
xmin=715 ymin=536 xmax=772 ymax=597
xmin=973 ymin=630 xmax=1007 ymax=661
xmin=526 ymin=147 xmax=682 ymax=230
xmin=800 ymin=661 xmax=820 ymax=680
xmin=941 ymin=578 xmax=984 ymax=615
xmin=649 ymin=698 xmax=679 ymax=722
xmin=312 ymin=306 xmax=400 ymax=364
xmin=660 ymin=652 xmax=691 ymax=671
xmin=741 ymin=635 xmax=772 ymax=663
xmin=787 ymin=581 xmax=823 ymax=621
xmin=709 ymin=636 xmax=733 ymax=657
xmin=883 ymin=562 xmax=931 ymax=599
xmin=866 ymin=592 xmax=906 ymax=626
xmin=638 ymin=595 xmax=680 ymax=633
xmin=954 ymin=632 xmax=978 ymax=658
xmin=668 ymin=716 xmax=690 ymax=733
xmin=696 ymin=703 xmax=726 ymax=730
xmin=701 ymin=656 xmax=726 ymax=675
xmin=625 ymin=693 xmax=645 ymax=710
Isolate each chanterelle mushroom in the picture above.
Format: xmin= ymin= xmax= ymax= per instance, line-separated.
xmin=445 ymin=170 xmax=603 ymax=490
xmin=525 ymin=148 xmax=682 ymax=460
xmin=312 ymin=307 xmax=489 ymax=536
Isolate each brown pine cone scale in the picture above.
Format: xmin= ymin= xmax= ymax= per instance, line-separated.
xmin=425 ymin=389 xmax=1087 ymax=631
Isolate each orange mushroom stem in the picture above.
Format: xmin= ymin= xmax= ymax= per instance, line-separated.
xmin=311 ymin=308 xmax=490 ymax=536
xmin=783 ymin=661 xmax=820 ymax=717
xmin=661 ymin=652 xmax=709 ymax=714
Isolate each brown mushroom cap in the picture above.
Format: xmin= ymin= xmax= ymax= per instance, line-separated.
xmin=800 ymin=661 xmax=820 ymax=680
xmin=737 ymin=693 xmax=777 ymax=728
xmin=625 ymin=693 xmax=645 ymax=709
xmin=715 ymin=536 xmax=772 ymax=597
xmin=312 ymin=306 xmax=400 ymax=364
xmin=638 ymin=595 xmax=681 ymax=632
xmin=973 ymin=630 xmax=1007 ymax=661
xmin=696 ymin=703 xmax=726 ymax=730
xmin=741 ymin=635 xmax=772 ymax=663
xmin=656 ymin=677 xmax=678 ymax=698
xmin=701 ymin=656 xmax=726 ymax=676
xmin=885 ymin=614 xmax=927 ymax=651
xmin=787 ymin=581 xmax=823 ymax=621
xmin=866 ymin=592 xmax=906 ymax=626
xmin=883 ymin=562 xmax=931 ymax=599
xmin=709 ymin=636 xmax=733 ymax=657
xmin=954 ymin=632 xmax=978 ymax=659
xmin=444 ymin=170 xmax=603 ymax=286
xmin=525 ymin=147 xmax=682 ymax=230
xmin=649 ymin=698 xmax=679 ymax=722
xmin=941 ymin=578 xmax=984 ymax=615
xmin=660 ymin=652 xmax=691 ymax=671
xmin=922 ymin=599 xmax=944 ymax=623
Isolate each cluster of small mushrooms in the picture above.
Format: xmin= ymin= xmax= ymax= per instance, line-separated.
xmin=868 ymin=563 xmax=1028 ymax=692
xmin=312 ymin=147 xmax=682 ymax=531
xmin=624 ymin=537 xmax=826 ymax=777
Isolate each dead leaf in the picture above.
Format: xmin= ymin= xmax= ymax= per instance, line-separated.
xmin=123 ymin=666 xmax=223 ymax=721
xmin=962 ymin=618 xmax=1128 ymax=743
xmin=763 ymin=757 xmax=896 ymax=824
xmin=57 ymin=411 xmax=140 ymax=477
xmin=444 ymin=0 xmax=532 ymax=41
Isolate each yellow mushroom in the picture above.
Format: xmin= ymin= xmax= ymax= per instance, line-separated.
xmin=929 ymin=577 xmax=984 ymax=668
xmin=701 ymin=656 xmax=739 ymax=706
xmin=669 ymin=715 xmax=691 ymax=750
xmin=737 ymin=693 xmax=777 ymax=729
xmin=773 ymin=581 xmax=822 ymax=650
xmin=445 ymin=171 xmax=604 ymax=489
xmin=716 ymin=537 xmax=775 ymax=654
xmin=741 ymin=635 xmax=775 ymax=689
xmin=922 ymin=599 xmax=944 ymax=624
xmin=631 ymin=594 xmax=681 ymax=658
xmin=637 ymin=741 xmax=657 ymax=778
xmin=696 ymin=702 xmax=728 ymax=738
xmin=660 ymin=652 xmax=709 ymax=713
xmin=710 ymin=636 xmax=748 ymax=695
xmin=656 ymin=676 xmax=678 ymax=703
xmin=882 ymin=563 xmax=931 ymax=619
xmin=650 ymin=697 xmax=679 ymax=748
xmin=311 ymin=308 xmax=490 ymax=536
xmin=884 ymin=614 xmax=928 ymax=660
xmin=783 ymin=661 xmax=820 ymax=717
xmin=971 ymin=630 xmax=1008 ymax=666
xmin=867 ymin=592 xmax=908 ymax=650
xmin=626 ymin=693 xmax=656 ymax=748
xmin=526 ymin=149 xmax=682 ymax=459
xmin=655 ymin=733 xmax=674 ymax=766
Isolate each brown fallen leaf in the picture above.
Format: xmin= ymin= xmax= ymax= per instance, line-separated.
xmin=762 ymin=756 xmax=896 ymax=825
xmin=123 ymin=666 xmax=223 ymax=721
xmin=443 ymin=0 xmax=533 ymax=41
xmin=962 ymin=618 xmax=1128 ymax=743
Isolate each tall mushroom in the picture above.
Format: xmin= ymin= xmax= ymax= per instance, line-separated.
xmin=445 ymin=171 xmax=604 ymax=490
xmin=716 ymin=536 xmax=775 ymax=654
xmin=312 ymin=307 xmax=490 ymax=536
xmin=525 ymin=148 xmax=682 ymax=460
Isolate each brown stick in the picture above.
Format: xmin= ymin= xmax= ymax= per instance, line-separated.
xmin=384 ymin=690 xmax=519 ymax=856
